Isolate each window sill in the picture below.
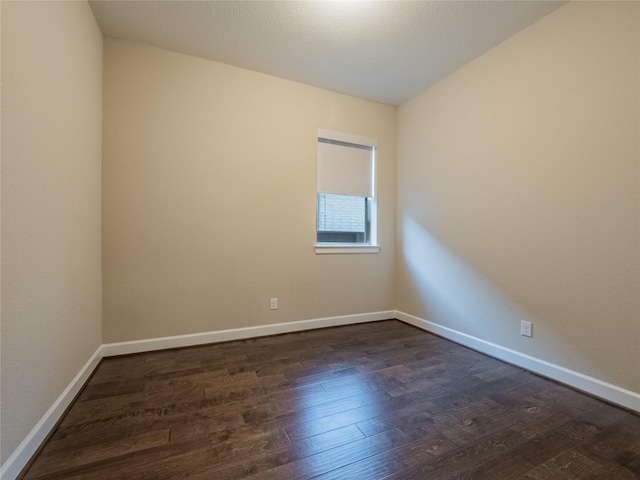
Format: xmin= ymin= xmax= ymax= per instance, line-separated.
xmin=314 ymin=244 xmax=381 ymax=255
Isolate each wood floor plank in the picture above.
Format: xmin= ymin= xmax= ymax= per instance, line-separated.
xmin=383 ymin=428 xmax=528 ymax=480
xmin=26 ymin=429 xmax=170 ymax=478
xmin=20 ymin=320 xmax=640 ymax=480
xmin=310 ymin=444 xmax=418 ymax=480
xmin=240 ymin=428 xmax=408 ymax=480
xmin=292 ymin=424 xmax=365 ymax=454
xmin=521 ymin=449 xmax=611 ymax=480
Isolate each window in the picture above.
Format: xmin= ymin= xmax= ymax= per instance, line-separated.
xmin=315 ymin=129 xmax=379 ymax=254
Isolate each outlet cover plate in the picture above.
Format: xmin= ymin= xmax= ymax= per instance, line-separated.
xmin=521 ymin=320 xmax=532 ymax=337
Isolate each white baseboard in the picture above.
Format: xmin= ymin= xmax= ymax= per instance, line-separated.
xmin=101 ymin=311 xmax=395 ymax=357
xmin=0 ymin=346 xmax=104 ymax=480
xmin=0 ymin=311 xmax=394 ymax=479
xmin=4 ymin=309 xmax=636 ymax=479
xmin=395 ymin=310 xmax=640 ymax=413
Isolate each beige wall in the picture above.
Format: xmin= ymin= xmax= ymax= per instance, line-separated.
xmin=3 ymin=0 xmax=638 ymax=468
xmin=397 ymin=2 xmax=639 ymax=392
xmin=1 ymin=1 xmax=103 ymax=463
xmin=102 ymin=39 xmax=396 ymax=342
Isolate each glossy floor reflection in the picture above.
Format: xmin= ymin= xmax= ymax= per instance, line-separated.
xmin=21 ymin=320 xmax=640 ymax=479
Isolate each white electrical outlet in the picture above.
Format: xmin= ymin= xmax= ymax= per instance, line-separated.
xmin=521 ymin=320 xmax=532 ymax=337
xmin=270 ymin=298 xmax=278 ymax=310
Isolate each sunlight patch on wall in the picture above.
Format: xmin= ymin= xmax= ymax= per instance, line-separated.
xmin=400 ymin=214 xmax=536 ymax=344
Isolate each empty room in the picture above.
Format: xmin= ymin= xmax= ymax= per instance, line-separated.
xmin=1 ymin=1 xmax=639 ymax=479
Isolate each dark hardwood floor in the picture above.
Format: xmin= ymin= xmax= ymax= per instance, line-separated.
xmin=21 ymin=320 xmax=640 ymax=479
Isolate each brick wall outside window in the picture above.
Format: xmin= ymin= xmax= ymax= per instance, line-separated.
xmin=317 ymin=194 xmax=365 ymax=233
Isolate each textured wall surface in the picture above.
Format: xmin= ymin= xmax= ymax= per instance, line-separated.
xmin=1 ymin=1 xmax=103 ymax=463
xmin=397 ymin=2 xmax=639 ymax=392
xmin=102 ymin=39 xmax=396 ymax=343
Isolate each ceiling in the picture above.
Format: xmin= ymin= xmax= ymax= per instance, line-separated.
xmin=89 ymin=1 xmax=565 ymax=106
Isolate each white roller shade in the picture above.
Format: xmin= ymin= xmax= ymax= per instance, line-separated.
xmin=317 ymin=139 xmax=374 ymax=197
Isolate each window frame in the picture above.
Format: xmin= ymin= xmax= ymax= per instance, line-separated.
xmin=315 ymin=129 xmax=380 ymax=255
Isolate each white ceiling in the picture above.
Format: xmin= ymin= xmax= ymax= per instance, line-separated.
xmin=89 ymin=0 xmax=565 ymax=106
